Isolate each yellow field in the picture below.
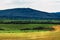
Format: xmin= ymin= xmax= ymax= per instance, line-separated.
xmin=0 ymin=25 xmax=60 ymax=40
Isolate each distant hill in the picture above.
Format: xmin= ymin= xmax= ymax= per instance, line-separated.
xmin=0 ymin=8 xmax=60 ymax=20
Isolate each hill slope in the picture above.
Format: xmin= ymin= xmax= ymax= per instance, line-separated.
xmin=0 ymin=8 xmax=60 ymax=20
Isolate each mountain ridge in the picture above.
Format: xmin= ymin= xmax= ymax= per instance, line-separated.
xmin=0 ymin=8 xmax=60 ymax=20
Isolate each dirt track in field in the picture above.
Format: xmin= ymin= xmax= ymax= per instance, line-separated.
xmin=53 ymin=25 xmax=60 ymax=31
xmin=0 ymin=25 xmax=60 ymax=40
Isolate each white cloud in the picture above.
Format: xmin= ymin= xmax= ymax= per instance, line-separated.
xmin=0 ymin=0 xmax=60 ymax=12
xmin=29 ymin=0 xmax=60 ymax=12
xmin=0 ymin=0 xmax=31 ymax=9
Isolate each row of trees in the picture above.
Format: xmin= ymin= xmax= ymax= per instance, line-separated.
xmin=0 ymin=21 xmax=60 ymax=24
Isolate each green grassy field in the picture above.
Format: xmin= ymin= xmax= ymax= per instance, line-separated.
xmin=0 ymin=24 xmax=57 ymax=33
xmin=0 ymin=20 xmax=60 ymax=40
xmin=0 ymin=20 xmax=59 ymax=33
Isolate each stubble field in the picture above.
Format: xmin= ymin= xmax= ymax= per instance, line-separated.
xmin=0 ymin=25 xmax=60 ymax=40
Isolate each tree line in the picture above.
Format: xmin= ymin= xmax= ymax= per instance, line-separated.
xmin=0 ymin=21 xmax=60 ymax=24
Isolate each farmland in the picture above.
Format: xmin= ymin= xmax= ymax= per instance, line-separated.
xmin=0 ymin=24 xmax=57 ymax=33
xmin=0 ymin=31 xmax=60 ymax=40
xmin=0 ymin=20 xmax=59 ymax=40
xmin=0 ymin=20 xmax=59 ymax=32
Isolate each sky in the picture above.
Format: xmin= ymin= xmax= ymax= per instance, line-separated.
xmin=0 ymin=0 xmax=60 ymax=12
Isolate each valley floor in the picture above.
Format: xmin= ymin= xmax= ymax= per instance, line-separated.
xmin=0 ymin=31 xmax=60 ymax=40
xmin=0 ymin=26 xmax=60 ymax=40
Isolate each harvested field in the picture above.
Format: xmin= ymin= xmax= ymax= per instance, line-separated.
xmin=0 ymin=25 xmax=60 ymax=40
xmin=0 ymin=31 xmax=60 ymax=40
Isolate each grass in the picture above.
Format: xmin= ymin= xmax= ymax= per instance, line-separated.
xmin=0 ymin=24 xmax=55 ymax=28
xmin=0 ymin=24 xmax=57 ymax=33
xmin=0 ymin=19 xmax=59 ymax=33
xmin=0 ymin=20 xmax=59 ymax=40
